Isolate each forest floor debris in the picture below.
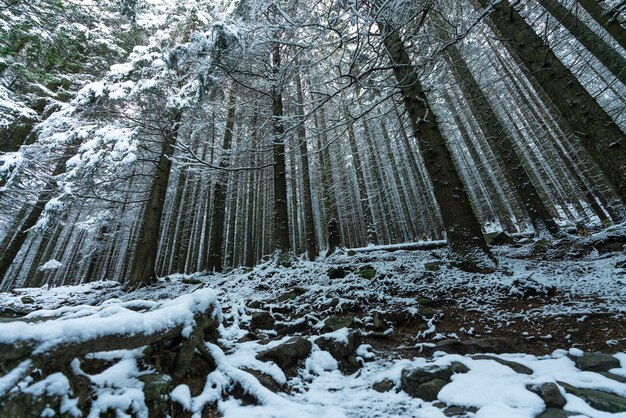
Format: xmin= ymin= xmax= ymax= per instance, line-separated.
xmin=0 ymin=228 xmax=625 ymax=417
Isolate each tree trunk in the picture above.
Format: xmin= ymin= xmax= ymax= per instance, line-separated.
xmin=127 ymin=111 xmax=181 ymax=287
xmin=485 ymin=34 xmax=623 ymax=222
xmin=538 ymin=0 xmax=626 ymax=85
xmin=316 ymin=106 xmax=339 ymax=232
xmin=577 ymin=0 xmax=626 ymax=50
xmin=444 ymin=42 xmax=559 ymax=235
xmin=345 ymin=106 xmax=378 ymax=245
xmin=382 ymin=28 xmax=495 ymax=271
xmin=473 ymin=0 xmax=626 ymax=205
xmin=295 ymin=71 xmax=318 ymax=260
xmin=0 ymin=158 xmax=68 ymax=285
xmin=326 ymin=218 xmax=342 ymax=256
xmin=206 ymin=91 xmax=237 ymax=272
xmin=380 ymin=119 xmax=418 ymax=238
xmin=272 ymin=44 xmax=291 ymax=255
xmin=443 ymin=92 xmax=518 ymax=232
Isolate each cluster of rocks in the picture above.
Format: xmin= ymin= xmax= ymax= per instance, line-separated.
xmin=237 ymin=287 xmax=369 ymax=389
xmin=327 ymin=265 xmax=377 ymax=280
xmin=370 ymin=350 xmax=626 ymax=417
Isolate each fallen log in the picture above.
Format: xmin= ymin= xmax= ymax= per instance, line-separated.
xmin=0 ymin=288 xmax=221 ymax=402
xmin=1 ymin=289 xmax=219 ymax=364
xmin=350 ymin=232 xmax=535 ymax=254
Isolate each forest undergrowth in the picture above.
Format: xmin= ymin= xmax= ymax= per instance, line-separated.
xmin=1 ymin=226 xmax=625 ymax=418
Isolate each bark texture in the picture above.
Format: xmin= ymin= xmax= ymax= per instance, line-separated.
xmin=444 ymin=42 xmax=559 ymax=235
xmin=207 ymin=91 xmax=236 ymax=272
xmin=538 ymin=0 xmax=626 ymax=85
xmin=473 ymin=0 xmax=626 ymax=204
xmin=128 ymin=111 xmax=181 ymax=287
xmin=272 ymin=45 xmax=291 ymax=254
xmin=577 ymin=0 xmax=626 ymax=51
xmin=382 ymin=28 xmax=495 ymax=270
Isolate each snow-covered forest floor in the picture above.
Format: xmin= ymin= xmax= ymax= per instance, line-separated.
xmin=1 ymin=227 xmax=625 ymax=418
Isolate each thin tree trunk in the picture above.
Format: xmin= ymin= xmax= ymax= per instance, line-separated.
xmin=443 ymin=92 xmax=518 ymax=232
xmin=0 ymin=157 xmax=68 ymax=284
xmin=345 ymin=106 xmax=378 ymax=245
xmin=380 ymin=119 xmax=418 ymax=238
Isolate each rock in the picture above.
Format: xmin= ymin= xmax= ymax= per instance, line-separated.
xmin=140 ymin=373 xmax=172 ymax=402
xmin=574 ymin=352 xmax=620 ymax=372
xmin=401 ymin=363 xmax=468 ymax=399
xmin=20 ymin=296 xmax=34 ymax=304
xmin=340 ymin=354 xmax=361 ymax=374
xmin=536 ymin=409 xmax=572 ymax=418
xmin=490 ymin=231 xmax=514 ymax=246
xmin=558 ymin=381 xmax=626 ymax=413
xmin=248 ymin=300 xmax=264 ymax=309
xmin=322 ymin=315 xmax=354 ymax=332
xmin=275 ymin=317 xmax=310 ymax=335
xmin=418 ymin=297 xmax=455 ymax=308
xmin=238 ymin=332 xmax=260 ymax=343
xmin=277 ymin=287 xmax=307 ymax=302
xmin=443 ymin=406 xmax=478 ymax=417
xmin=484 ymin=231 xmax=499 ymax=245
xmin=181 ymin=277 xmax=202 ymax=285
xmin=256 ymin=336 xmax=312 ymax=370
xmin=242 ymin=369 xmax=284 ymax=393
xmin=316 ymin=331 xmax=362 ymax=374
xmin=510 ymin=277 xmax=556 ymax=298
xmin=599 ymin=372 xmax=626 ymax=384
xmin=449 ymin=362 xmax=470 ymax=374
xmin=601 ymin=242 xmax=625 ymax=253
xmin=527 ymin=382 xmax=565 ymax=408
xmin=414 ymin=378 xmax=447 ymax=401
xmin=0 ymin=307 xmax=19 ymax=317
xmin=616 ymin=259 xmax=626 ymax=269
xmin=250 ymin=311 xmax=275 ymax=330
xmin=356 ymin=266 xmax=376 ymax=279
xmin=533 ymin=239 xmax=551 ymax=252
xmin=424 ymin=262 xmax=442 ymax=272
xmin=327 ymin=268 xmax=347 ymax=280
xmin=347 ymin=250 xmax=357 ymax=256
xmin=420 ymin=307 xmax=434 ymax=317
xmin=316 ymin=331 xmax=360 ymax=360
xmin=372 ymin=379 xmax=395 ymax=393
xmin=473 ymin=355 xmax=533 ymax=375
xmin=79 ymin=357 xmax=116 ymax=375
xmin=435 ymin=338 xmax=513 ymax=355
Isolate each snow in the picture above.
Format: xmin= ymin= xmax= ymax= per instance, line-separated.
xmin=438 ymin=363 xmax=544 ymax=415
xmin=0 ymin=288 xmax=219 ymax=353
xmin=20 ymin=373 xmax=81 ymax=417
xmin=0 ymin=235 xmax=625 ymax=417
xmin=319 ymin=327 xmax=351 ymax=344
xmin=38 ymin=259 xmax=63 ymax=271
xmin=306 ymin=350 xmax=339 ymax=375
xmin=0 ymin=360 xmax=31 ymax=397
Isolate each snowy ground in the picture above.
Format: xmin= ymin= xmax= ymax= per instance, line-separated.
xmin=0 ymin=229 xmax=625 ymax=417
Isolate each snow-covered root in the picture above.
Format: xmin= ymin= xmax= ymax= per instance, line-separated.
xmin=171 ymin=342 xmax=320 ymax=418
xmin=0 ymin=288 xmax=221 ymax=416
